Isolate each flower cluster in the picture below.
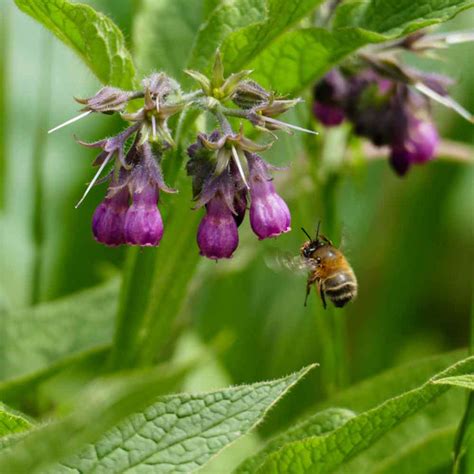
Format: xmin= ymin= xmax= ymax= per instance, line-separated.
xmin=187 ymin=132 xmax=290 ymax=259
xmin=312 ymin=30 xmax=474 ymax=176
xmin=313 ymin=67 xmax=440 ymax=175
xmin=52 ymin=53 xmax=310 ymax=258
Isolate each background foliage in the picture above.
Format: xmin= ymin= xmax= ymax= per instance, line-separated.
xmin=0 ymin=0 xmax=473 ymax=472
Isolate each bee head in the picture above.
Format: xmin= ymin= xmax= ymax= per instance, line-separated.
xmin=301 ymin=241 xmax=317 ymax=258
xmin=301 ymin=224 xmax=331 ymax=258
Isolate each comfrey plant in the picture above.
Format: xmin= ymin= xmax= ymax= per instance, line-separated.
xmin=51 ymin=53 xmax=315 ymax=258
xmin=312 ymin=31 xmax=474 ymax=176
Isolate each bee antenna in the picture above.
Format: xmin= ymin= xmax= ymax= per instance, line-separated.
xmin=315 ymin=220 xmax=321 ymax=240
xmin=301 ymin=227 xmax=313 ymax=241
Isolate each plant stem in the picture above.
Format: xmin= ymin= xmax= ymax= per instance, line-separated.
xmin=31 ymin=35 xmax=53 ymax=304
xmin=307 ymin=126 xmax=350 ymax=395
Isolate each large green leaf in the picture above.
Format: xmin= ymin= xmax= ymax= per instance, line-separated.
xmin=14 ymin=0 xmax=136 ymax=88
xmin=0 ymin=364 xmax=189 ymax=472
xmin=0 ymin=404 xmax=32 ymax=438
xmin=234 ymin=351 xmax=464 ymax=473
xmin=188 ymin=0 xmax=323 ymax=73
xmin=0 ymin=279 xmax=118 ymax=381
xmin=0 ymin=365 xmax=313 ymax=472
xmin=333 ymin=0 xmax=474 ymax=34
xmin=54 ymin=366 xmax=314 ymax=473
xmin=133 ymin=0 xmax=204 ymax=79
xmin=249 ymin=0 xmax=474 ymax=94
xmin=256 ymin=356 xmax=474 ymax=473
xmin=236 ymin=408 xmax=355 ymax=473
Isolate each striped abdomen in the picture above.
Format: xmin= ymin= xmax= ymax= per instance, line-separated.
xmin=323 ymin=270 xmax=357 ymax=308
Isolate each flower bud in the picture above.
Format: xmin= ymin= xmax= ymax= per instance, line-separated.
xmin=124 ymin=185 xmax=164 ymax=246
xmin=197 ymin=193 xmax=239 ymax=259
xmin=92 ymin=188 xmax=129 ymax=246
xmin=232 ymin=80 xmax=271 ymax=109
xmin=248 ymin=155 xmax=291 ymax=240
xmin=75 ymin=87 xmax=136 ymax=113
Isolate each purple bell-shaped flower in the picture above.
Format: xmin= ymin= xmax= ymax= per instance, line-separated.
xmin=248 ymin=154 xmax=291 ymax=240
xmin=197 ymin=192 xmax=239 ymax=259
xmin=390 ymin=117 xmax=439 ymax=176
xmin=92 ymin=187 xmax=129 ymax=246
xmin=124 ymin=184 xmax=164 ymax=246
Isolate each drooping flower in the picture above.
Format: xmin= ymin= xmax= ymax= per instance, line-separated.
xmin=197 ymin=191 xmax=239 ymax=259
xmin=313 ymin=102 xmax=346 ymax=127
xmin=92 ymin=187 xmax=129 ymax=246
xmin=313 ymin=69 xmax=348 ymax=127
xmin=122 ymin=142 xmax=174 ymax=246
xmin=247 ymin=154 xmax=291 ymax=240
xmin=389 ymin=117 xmax=439 ymax=175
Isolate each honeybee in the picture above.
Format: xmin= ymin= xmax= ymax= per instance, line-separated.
xmin=271 ymin=223 xmax=357 ymax=308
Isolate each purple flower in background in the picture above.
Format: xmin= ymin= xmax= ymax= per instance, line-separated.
xmin=313 ymin=69 xmax=348 ymax=127
xmin=390 ymin=117 xmax=439 ymax=175
xmin=247 ymin=154 xmax=291 ymax=240
xmin=92 ymin=187 xmax=129 ymax=246
xmin=313 ymin=102 xmax=346 ymax=126
xmin=313 ymin=65 xmax=448 ymax=176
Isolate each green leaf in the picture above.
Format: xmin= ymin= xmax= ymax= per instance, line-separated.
xmin=0 ymin=404 xmax=32 ymax=438
xmin=249 ymin=27 xmax=372 ymax=94
xmin=433 ymin=375 xmax=474 ymax=390
xmin=188 ymin=0 xmax=323 ymax=73
xmin=0 ymin=364 xmax=188 ymax=472
xmin=238 ymin=351 xmax=466 ymax=473
xmin=220 ymin=0 xmax=324 ymax=73
xmin=332 ymin=0 xmax=474 ymax=35
xmin=372 ymin=425 xmax=457 ymax=474
xmin=14 ymin=0 xmax=136 ymax=88
xmin=256 ymin=356 xmax=474 ymax=473
xmin=55 ymin=365 xmax=314 ymax=473
xmin=0 ymin=279 xmax=118 ymax=381
xmin=248 ymin=0 xmax=474 ymax=94
xmin=133 ymin=0 xmax=204 ymax=79
xmin=236 ymin=408 xmax=355 ymax=473
xmin=0 ymin=345 xmax=109 ymax=409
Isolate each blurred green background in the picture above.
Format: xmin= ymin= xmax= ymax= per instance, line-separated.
xmin=1 ymin=0 xmax=473 ymax=444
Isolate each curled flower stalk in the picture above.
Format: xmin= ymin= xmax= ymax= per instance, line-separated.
xmin=51 ymin=51 xmax=310 ymax=257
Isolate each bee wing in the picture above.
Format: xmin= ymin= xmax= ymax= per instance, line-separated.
xmin=338 ymin=225 xmax=354 ymax=260
xmin=265 ymin=249 xmax=315 ymax=276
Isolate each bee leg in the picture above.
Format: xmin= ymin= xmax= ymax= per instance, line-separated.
xmin=318 ymin=282 xmax=327 ymax=310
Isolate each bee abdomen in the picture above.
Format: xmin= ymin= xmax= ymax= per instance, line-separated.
xmin=324 ymin=272 xmax=357 ymax=308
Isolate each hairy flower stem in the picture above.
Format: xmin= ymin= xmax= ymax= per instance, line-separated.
xmin=31 ymin=35 xmax=53 ymax=304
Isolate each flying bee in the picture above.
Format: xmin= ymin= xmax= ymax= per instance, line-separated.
xmin=270 ymin=223 xmax=357 ymax=308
